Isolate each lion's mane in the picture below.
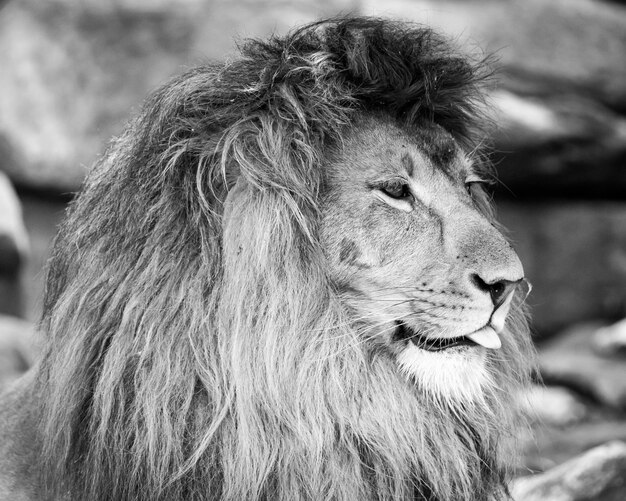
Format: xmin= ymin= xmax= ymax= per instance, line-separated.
xmin=35 ymin=18 xmax=533 ymax=501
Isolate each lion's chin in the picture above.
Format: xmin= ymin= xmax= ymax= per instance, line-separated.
xmin=397 ymin=342 xmax=491 ymax=404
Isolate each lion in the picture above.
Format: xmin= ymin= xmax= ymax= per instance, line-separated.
xmin=0 ymin=17 xmax=533 ymax=501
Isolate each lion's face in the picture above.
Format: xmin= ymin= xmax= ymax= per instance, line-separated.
xmin=320 ymin=115 xmax=524 ymax=401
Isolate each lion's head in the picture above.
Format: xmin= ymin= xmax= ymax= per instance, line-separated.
xmin=35 ymin=17 xmax=533 ymax=501
xmin=319 ymin=114 xmax=526 ymax=403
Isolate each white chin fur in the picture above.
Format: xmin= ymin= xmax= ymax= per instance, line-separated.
xmin=397 ymin=343 xmax=491 ymax=404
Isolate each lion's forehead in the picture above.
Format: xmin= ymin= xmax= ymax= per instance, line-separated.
xmin=412 ymin=123 xmax=460 ymax=171
xmin=339 ymin=117 xmax=468 ymax=184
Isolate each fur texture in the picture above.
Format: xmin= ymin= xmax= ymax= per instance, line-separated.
xmin=33 ymin=17 xmax=533 ymax=501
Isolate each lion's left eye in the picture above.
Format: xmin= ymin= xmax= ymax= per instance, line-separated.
xmin=381 ymin=182 xmax=412 ymax=200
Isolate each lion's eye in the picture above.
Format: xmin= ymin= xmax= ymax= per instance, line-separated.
xmin=381 ymin=182 xmax=412 ymax=200
xmin=464 ymin=176 xmax=490 ymax=195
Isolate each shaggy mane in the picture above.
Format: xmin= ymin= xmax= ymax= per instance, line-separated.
xmin=35 ymin=17 xmax=532 ymax=501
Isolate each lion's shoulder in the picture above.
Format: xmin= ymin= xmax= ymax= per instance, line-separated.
xmin=0 ymin=370 xmax=42 ymax=501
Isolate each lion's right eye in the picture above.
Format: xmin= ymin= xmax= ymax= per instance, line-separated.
xmin=381 ymin=182 xmax=412 ymax=200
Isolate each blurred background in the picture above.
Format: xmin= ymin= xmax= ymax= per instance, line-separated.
xmin=1 ymin=0 xmax=625 ymax=496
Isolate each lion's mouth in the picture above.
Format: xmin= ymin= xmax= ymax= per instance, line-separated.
xmin=394 ymin=321 xmax=501 ymax=351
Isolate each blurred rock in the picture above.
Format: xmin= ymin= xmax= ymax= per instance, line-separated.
xmin=491 ymin=91 xmax=626 ymax=199
xmin=512 ymin=441 xmax=626 ymax=501
xmin=520 ymin=420 xmax=626 ymax=476
xmin=499 ymin=203 xmax=626 ymax=335
xmin=0 ymin=171 xmax=28 ymax=317
xmin=0 ymin=0 xmax=355 ymax=192
xmin=538 ymin=323 xmax=626 ymax=410
xmin=0 ymin=174 xmax=26 ymax=273
xmin=0 ymin=315 xmax=37 ymax=387
xmin=0 ymin=0 xmax=200 ymax=191
xmin=522 ymin=385 xmax=587 ymax=427
xmin=594 ymin=318 xmax=626 ymax=356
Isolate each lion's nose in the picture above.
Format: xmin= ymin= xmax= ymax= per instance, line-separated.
xmin=470 ymin=275 xmax=521 ymax=309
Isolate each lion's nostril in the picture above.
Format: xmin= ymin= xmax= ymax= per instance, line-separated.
xmin=491 ymin=282 xmax=505 ymax=300
xmin=470 ymin=274 xmax=518 ymax=308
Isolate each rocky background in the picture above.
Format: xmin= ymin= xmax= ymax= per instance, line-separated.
xmin=1 ymin=0 xmax=625 ymax=498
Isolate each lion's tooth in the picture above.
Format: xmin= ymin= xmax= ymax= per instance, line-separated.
xmin=466 ymin=327 xmax=501 ymax=350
